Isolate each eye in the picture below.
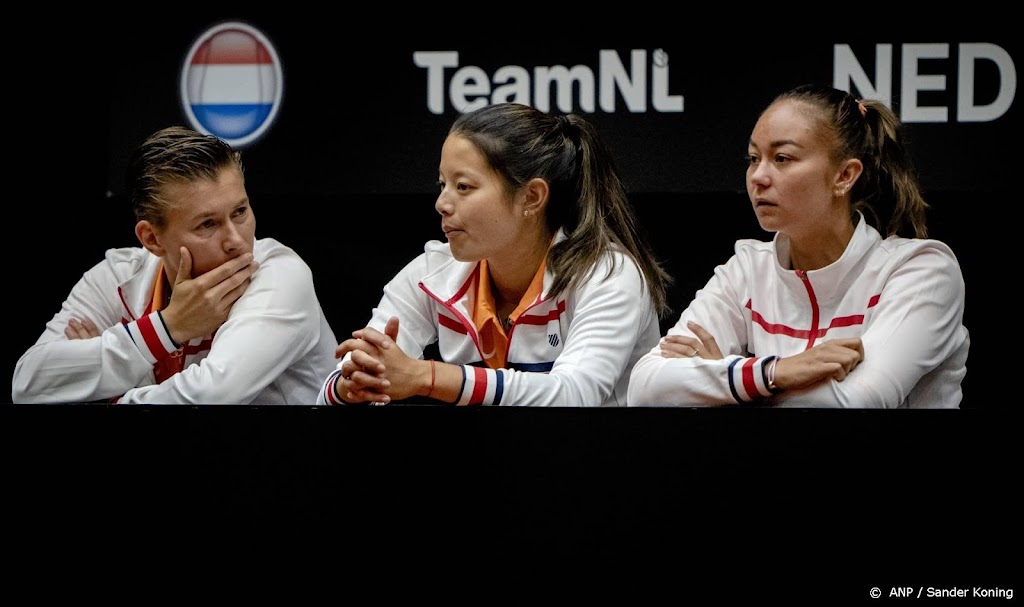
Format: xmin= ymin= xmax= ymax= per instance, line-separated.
xmin=232 ymin=205 xmax=249 ymax=219
xmin=774 ymin=154 xmax=790 ymax=163
xmin=746 ymin=154 xmax=759 ymax=166
xmin=456 ymin=182 xmax=471 ymax=192
xmin=436 ymin=179 xmax=445 ymax=191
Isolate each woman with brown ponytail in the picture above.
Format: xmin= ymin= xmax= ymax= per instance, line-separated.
xmin=629 ymin=84 xmax=969 ymax=408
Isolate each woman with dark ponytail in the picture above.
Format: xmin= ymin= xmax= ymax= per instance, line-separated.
xmin=629 ymin=84 xmax=969 ymax=408
xmin=319 ymin=102 xmax=671 ymax=406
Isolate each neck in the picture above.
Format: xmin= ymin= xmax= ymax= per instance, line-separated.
xmin=788 ymin=219 xmax=856 ymax=271
xmin=163 ymin=272 xmax=173 ymax=302
xmin=488 ymin=229 xmax=552 ymax=309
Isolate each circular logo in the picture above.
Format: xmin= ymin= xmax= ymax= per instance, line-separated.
xmin=180 ymin=22 xmax=283 ymax=148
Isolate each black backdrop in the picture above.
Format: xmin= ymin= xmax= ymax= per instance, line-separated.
xmin=3 ymin=12 xmax=1017 ymax=584
xmin=9 ymin=14 xmax=1011 ymax=407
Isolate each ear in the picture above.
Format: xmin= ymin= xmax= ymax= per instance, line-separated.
xmin=135 ymin=220 xmax=166 ymax=256
xmin=520 ymin=177 xmax=550 ymax=217
xmin=834 ymin=158 xmax=864 ymax=194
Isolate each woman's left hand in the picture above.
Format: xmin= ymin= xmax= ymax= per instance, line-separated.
xmin=660 ymin=320 xmax=723 ymax=360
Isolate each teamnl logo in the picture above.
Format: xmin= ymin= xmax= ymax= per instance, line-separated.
xmin=180 ymin=22 xmax=284 ymax=148
xmin=414 ymin=49 xmax=683 ymax=115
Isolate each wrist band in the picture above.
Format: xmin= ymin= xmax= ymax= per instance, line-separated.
xmin=156 ymin=310 xmax=181 ymax=349
xmin=333 ymin=370 xmax=346 ymax=403
xmin=767 ymin=356 xmax=780 ymax=392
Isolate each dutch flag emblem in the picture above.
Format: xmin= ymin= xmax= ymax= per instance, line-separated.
xmin=180 ymin=22 xmax=283 ymax=148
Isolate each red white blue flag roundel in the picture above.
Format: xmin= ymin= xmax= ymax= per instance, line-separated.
xmin=180 ymin=22 xmax=283 ymax=148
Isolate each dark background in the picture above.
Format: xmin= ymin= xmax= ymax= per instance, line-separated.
xmin=9 ymin=16 xmax=1010 ymax=407
xmin=3 ymin=12 xmax=1016 ymax=586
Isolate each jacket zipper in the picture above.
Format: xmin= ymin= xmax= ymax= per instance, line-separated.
xmin=796 ymin=269 xmax=820 ymax=349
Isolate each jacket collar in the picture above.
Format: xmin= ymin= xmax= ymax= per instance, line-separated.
xmin=421 ymin=228 xmax=566 ymax=305
xmin=773 ymin=212 xmax=882 ymax=302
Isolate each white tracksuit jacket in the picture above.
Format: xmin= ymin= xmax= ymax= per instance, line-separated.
xmin=318 ymin=236 xmax=660 ymax=406
xmin=627 ymin=216 xmax=969 ymax=408
xmin=12 ymin=238 xmax=338 ymax=404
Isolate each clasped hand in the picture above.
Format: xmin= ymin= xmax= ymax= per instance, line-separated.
xmin=334 ymin=316 xmax=423 ymax=404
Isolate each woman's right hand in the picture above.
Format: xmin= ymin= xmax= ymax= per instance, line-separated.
xmin=773 ymin=338 xmax=864 ymax=391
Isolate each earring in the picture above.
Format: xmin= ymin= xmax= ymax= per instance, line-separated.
xmin=524 ymin=210 xmax=530 ymax=217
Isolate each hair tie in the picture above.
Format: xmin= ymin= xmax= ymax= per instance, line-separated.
xmin=555 ymin=114 xmax=581 ymax=155
xmin=856 ymin=99 xmax=867 ymax=118
xmin=555 ymin=114 xmax=573 ymax=133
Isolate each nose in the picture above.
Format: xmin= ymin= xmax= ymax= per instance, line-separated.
xmin=435 ymin=188 xmax=452 ymax=216
xmin=745 ymin=164 xmax=770 ymax=192
xmin=222 ymin=222 xmax=246 ymax=253
xmin=748 ymin=162 xmax=770 ymax=189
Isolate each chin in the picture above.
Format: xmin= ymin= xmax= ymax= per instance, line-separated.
xmin=754 ymin=209 xmax=780 ymax=231
xmin=448 ymin=246 xmax=480 ymax=263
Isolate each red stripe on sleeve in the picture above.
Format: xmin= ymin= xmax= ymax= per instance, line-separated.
xmin=470 ymin=366 xmax=488 ymax=404
xmin=741 ymin=358 xmax=759 ymax=400
xmin=137 ymin=314 xmax=169 ymax=361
